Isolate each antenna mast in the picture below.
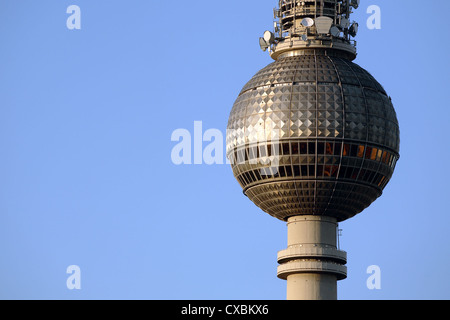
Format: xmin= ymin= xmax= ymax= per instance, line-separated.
xmin=260 ymin=0 xmax=360 ymax=60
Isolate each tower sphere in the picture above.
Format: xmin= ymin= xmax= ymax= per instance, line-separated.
xmin=226 ymin=50 xmax=400 ymax=222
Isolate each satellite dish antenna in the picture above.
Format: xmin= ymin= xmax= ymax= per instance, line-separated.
xmin=315 ymin=16 xmax=333 ymax=34
xmin=350 ymin=0 xmax=360 ymax=9
xmin=340 ymin=18 xmax=350 ymax=29
xmin=330 ymin=26 xmax=341 ymax=37
xmin=301 ymin=34 xmax=308 ymax=42
xmin=301 ymin=18 xmax=314 ymax=28
xmin=349 ymin=22 xmax=359 ymax=37
xmin=259 ymin=37 xmax=269 ymax=52
xmin=263 ymin=30 xmax=275 ymax=44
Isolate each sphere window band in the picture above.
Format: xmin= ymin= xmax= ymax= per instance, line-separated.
xmin=229 ymin=140 xmax=398 ymax=190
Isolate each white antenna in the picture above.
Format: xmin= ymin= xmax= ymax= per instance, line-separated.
xmin=263 ymin=30 xmax=275 ymax=44
xmin=301 ymin=18 xmax=314 ymax=28
xmin=315 ymin=16 xmax=333 ymax=35
xmin=259 ymin=37 xmax=269 ymax=52
xmin=259 ymin=31 xmax=275 ymax=52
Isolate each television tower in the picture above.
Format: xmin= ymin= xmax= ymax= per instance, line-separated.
xmin=226 ymin=0 xmax=399 ymax=300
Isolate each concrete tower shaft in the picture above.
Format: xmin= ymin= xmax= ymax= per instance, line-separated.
xmin=277 ymin=216 xmax=347 ymax=300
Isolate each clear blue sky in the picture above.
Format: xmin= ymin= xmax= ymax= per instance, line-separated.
xmin=0 ymin=0 xmax=449 ymax=300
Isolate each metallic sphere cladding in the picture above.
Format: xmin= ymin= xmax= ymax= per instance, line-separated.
xmin=226 ymin=52 xmax=400 ymax=222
